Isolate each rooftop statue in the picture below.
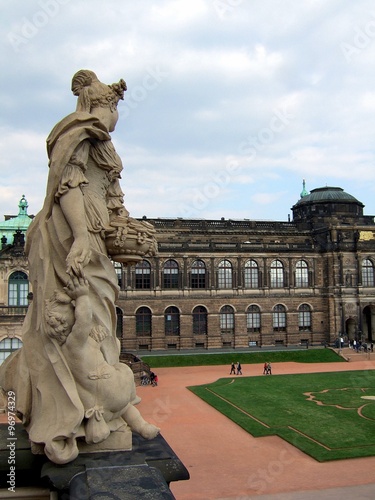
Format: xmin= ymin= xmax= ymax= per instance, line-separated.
xmin=0 ymin=70 xmax=158 ymax=464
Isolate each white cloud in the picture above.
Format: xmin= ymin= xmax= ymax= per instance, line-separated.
xmin=1 ymin=0 xmax=375 ymax=222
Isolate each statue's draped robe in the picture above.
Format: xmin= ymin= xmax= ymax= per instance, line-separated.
xmin=0 ymin=112 xmax=125 ymax=463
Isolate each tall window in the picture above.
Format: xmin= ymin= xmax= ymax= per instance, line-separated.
xmin=191 ymin=260 xmax=207 ymax=289
xmin=0 ymin=338 xmax=23 ymax=365
xmin=113 ymin=261 xmax=123 ymax=289
xmin=193 ymin=306 xmax=207 ymax=335
xmin=273 ymin=304 xmax=286 ymax=331
xmin=163 ymin=259 xmax=179 ymax=289
xmin=8 ymin=271 xmax=29 ymax=306
xmin=136 ymin=307 xmax=152 ymax=336
xmin=244 ymin=260 xmax=259 ymax=288
xmin=220 ymin=305 xmax=234 ymax=334
xmin=298 ymin=304 xmax=312 ymax=331
xmin=270 ymin=260 xmax=284 ymax=288
xmin=135 ymin=260 xmax=151 ymax=289
xmin=218 ymin=260 xmax=233 ymax=289
xmin=247 ymin=305 xmax=261 ymax=333
xmin=295 ymin=260 xmax=309 ymax=288
xmin=362 ymin=259 xmax=375 ymax=287
xmin=116 ymin=307 xmax=123 ymax=338
xmin=165 ymin=306 xmax=180 ymax=336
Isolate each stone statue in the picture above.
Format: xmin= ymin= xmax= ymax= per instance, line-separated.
xmin=0 ymin=70 xmax=159 ymax=464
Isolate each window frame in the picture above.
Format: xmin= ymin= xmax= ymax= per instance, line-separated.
xmin=220 ymin=305 xmax=235 ymax=334
xmin=270 ymin=260 xmax=284 ymax=288
xmin=244 ymin=260 xmax=259 ymax=289
xmin=136 ymin=306 xmax=152 ymax=336
xmin=8 ymin=271 xmax=29 ymax=306
xmin=218 ymin=260 xmax=233 ymax=289
xmin=273 ymin=304 xmax=286 ymax=331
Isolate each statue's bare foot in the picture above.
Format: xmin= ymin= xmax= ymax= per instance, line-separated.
xmin=138 ymin=422 xmax=160 ymax=440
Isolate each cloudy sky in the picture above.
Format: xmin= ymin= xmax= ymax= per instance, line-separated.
xmin=1 ymin=0 xmax=375 ymax=222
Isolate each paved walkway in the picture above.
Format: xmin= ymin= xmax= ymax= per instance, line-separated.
xmin=1 ymin=350 xmax=375 ymax=499
xmin=136 ymin=354 xmax=375 ymax=499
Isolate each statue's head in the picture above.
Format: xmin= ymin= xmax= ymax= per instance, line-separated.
xmin=71 ymin=69 xmax=127 ymax=114
xmin=44 ymin=291 xmax=74 ymax=345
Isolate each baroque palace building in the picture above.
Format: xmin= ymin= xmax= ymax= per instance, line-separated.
xmin=1 ymin=184 xmax=375 ymax=361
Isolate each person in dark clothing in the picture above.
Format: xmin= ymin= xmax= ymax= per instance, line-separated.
xmin=150 ymin=371 xmax=158 ymax=386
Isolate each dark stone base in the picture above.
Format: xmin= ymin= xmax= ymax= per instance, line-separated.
xmin=0 ymin=424 xmax=189 ymax=499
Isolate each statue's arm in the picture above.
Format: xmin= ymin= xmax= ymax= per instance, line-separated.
xmin=60 ymin=188 xmax=91 ymax=277
xmin=65 ymin=277 xmax=92 ymax=344
xmin=56 ymin=141 xmax=91 ymax=277
xmin=70 ymin=294 xmax=92 ymax=343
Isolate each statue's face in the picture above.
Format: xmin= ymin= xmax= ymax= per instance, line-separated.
xmin=108 ymin=108 xmax=119 ymax=132
xmin=91 ymin=106 xmax=119 ymax=132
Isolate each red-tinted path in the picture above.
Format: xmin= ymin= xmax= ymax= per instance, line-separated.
xmin=136 ymin=355 xmax=375 ymax=499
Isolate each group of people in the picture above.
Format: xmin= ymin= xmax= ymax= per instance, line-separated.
xmin=141 ymin=371 xmax=158 ymax=386
xmin=229 ymin=361 xmax=273 ymax=375
xmin=229 ymin=362 xmax=242 ymax=375
xmin=349 ymin=339 xmax=374 ymax=353
xmin=263 ymin=362 xmax=272 ymax=375
xmin=150 ymin=371 xmax=158 ymax=387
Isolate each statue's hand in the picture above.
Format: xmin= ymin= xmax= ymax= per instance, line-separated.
xmin=66 ymin=238 xmax=91 ymax=278
xmin=64 ymin=275 xmax=89 ymax=299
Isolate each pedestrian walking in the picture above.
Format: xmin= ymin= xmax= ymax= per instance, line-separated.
xmin=263 ymin=362 xmax=268 ymax=375
xmin=236 ymin=362 xmax=242 ymax=375
xmin=230 ymin=362 xmax=236 ymax=375
xmin=266 ymin=362 xmax=272 ymax=375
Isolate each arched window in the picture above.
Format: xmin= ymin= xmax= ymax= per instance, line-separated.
xmin=0 ymin=338 xmax=23 ymax=365
xmin=244 ymin=260 xmax=259 ymax=288
xmin=273 ymin=304 xmax=286 ymax=331
xmin=218 ymin=260 xmax=233 ymax=289
xmin=116 ymin=307 xmax=123 ymax=338
xmin=135 ymin=260 xmax=151 ymax=289
xmin=191 ymin=260 xmax=207 ymax=289
xmin=136 ymin=307 xmax=152 ymax=336
xmin=362 ymin=259 xmax=375 ymax=287
xmin=165 ymin=306 xmax=180 ymax=336
xmin=8 ymin=271 xmax=29 ymax=306
xmin=220 ymin=305 xmax=234 ymax=334
xmin=163 ymin=259 xmax=179 ymax=289
xmin=247 ymin=305 xmax=261 ymax=333
xmin=193 ymin=306 xmax=207 ymax=335
xmin=295 ymin=260 xmax=309 ymax=288
xmin=270 ymin=260 xmax=284 ymax=288
xmin=298 ymin=304 xmax=312 ymax=331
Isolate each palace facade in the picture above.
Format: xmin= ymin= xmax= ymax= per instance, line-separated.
xmin=2 ymin=185 xmax=375 ymax=360
xmin=117 ymin=185 xmax=375 ymax=352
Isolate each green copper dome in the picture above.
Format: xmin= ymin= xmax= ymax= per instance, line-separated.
xmin=292 ymin=186 xmax=364 ymax=222
xmin=0 ymin=195 xmax=33 ymax=246
xmin=295 ymin=186 xmax=362 ymax=206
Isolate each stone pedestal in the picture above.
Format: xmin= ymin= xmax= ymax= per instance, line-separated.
xmin=0 ymin=424 xmax=189 ymax=499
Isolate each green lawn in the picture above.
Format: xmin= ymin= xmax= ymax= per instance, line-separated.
xmin=189 ymin=370 xmax=375 ymax=461
xmin=142 ymin=348 xmax=343 ymax=368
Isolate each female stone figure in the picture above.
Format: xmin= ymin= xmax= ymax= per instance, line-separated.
xmin=0 ymin=70 xmax=158 ymax=464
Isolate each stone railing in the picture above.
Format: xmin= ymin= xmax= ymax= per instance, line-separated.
xmin=0 ymin=306 xmax=28 ymax=317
